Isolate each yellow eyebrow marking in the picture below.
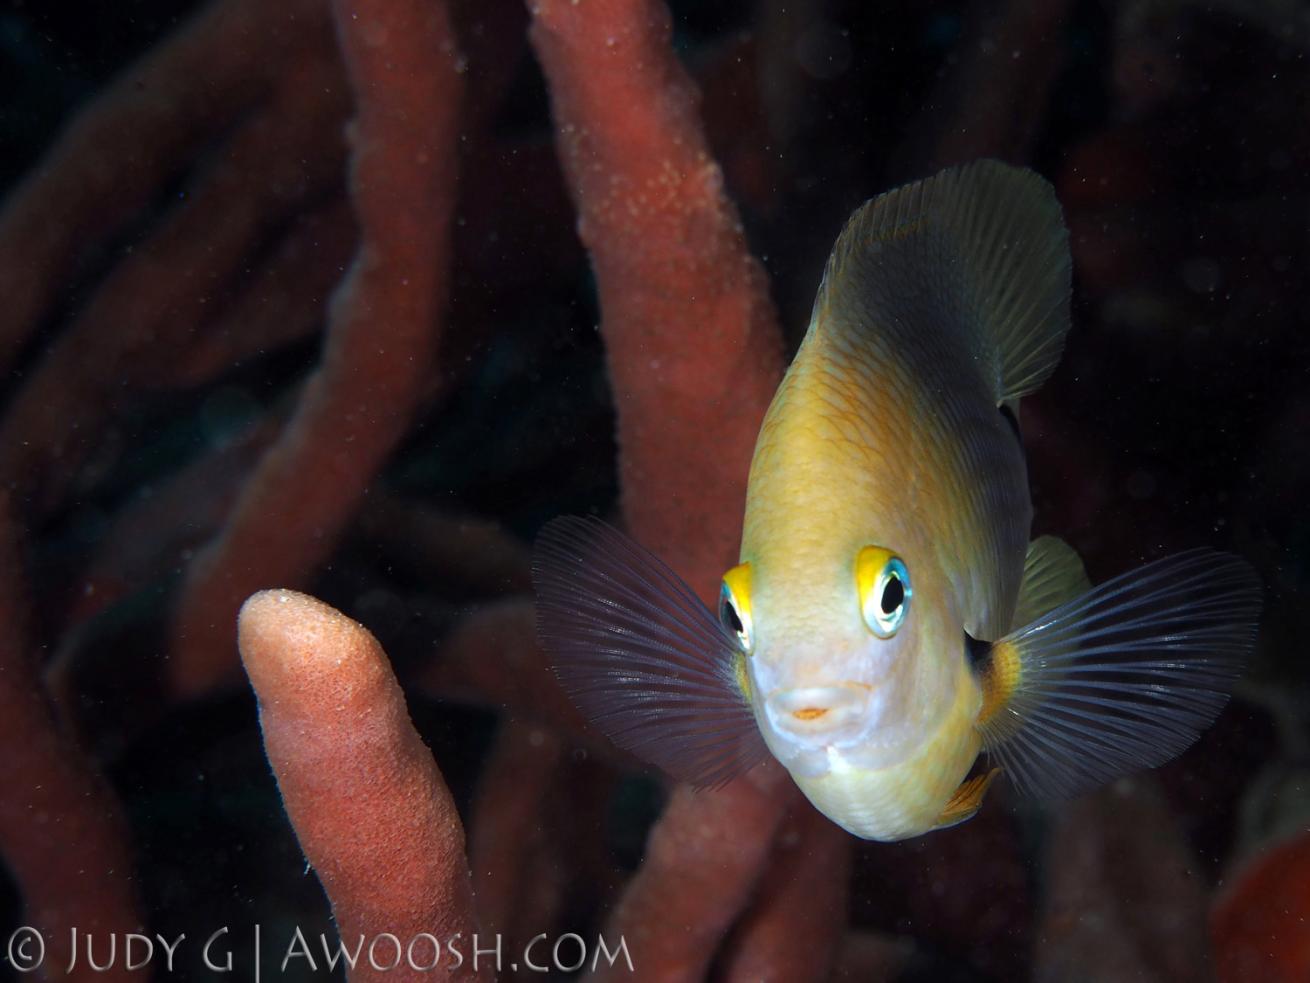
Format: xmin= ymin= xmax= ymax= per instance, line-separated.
xmin=855 ymin=546 xmax=895 ymax=605
xmin=720 ymin=562 xmax=755 ymax=655
xmin=722 ymin=563 xmax=752 ymax=613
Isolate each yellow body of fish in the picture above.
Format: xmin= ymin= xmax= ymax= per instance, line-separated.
xmin=734 ymin=165 xmax=1033 ymax=838
xmin=534 ymin=160 xmax=1261 ymax=842
xmin=739 ymin=340 xmax=1002 ymax=837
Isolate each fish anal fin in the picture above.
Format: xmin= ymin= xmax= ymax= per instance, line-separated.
xmin=931 ymin=768 xmax=1001 ymax=831
xmin=1012 ymin=535 xmax=1091 ymax=630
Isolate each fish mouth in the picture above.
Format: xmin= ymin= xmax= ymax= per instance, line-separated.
xmin=765 ymin=684 xmax=871 ymax=737
xmin=758 ymin=683 xmax=875 ymax=777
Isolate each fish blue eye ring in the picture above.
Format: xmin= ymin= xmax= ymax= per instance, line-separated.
xmin=856 ymin=547 xmax=911 ymax=638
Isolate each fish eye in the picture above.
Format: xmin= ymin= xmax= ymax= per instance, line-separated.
xmin=719 ymin=563 xmax=754 ymax=652
xmin=857 ymin=547 xmax=911 ymax=638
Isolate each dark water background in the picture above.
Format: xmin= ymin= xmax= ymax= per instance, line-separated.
xmin=0 ymin=0 xmax=1306 ymax=979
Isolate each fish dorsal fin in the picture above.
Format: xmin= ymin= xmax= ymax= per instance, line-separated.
xmin=814 ymin=159 xmax=1072 ymax=402
xmin=976 ymin=550 xmax=1261 ymax=799
xmin=1011 ymin=535 xmax=1092 ymax=630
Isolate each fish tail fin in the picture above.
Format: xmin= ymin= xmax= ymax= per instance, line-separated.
xmin=975 ymin=549 xmax=1262 ymax=799
xmin=816 ymin=159 xmax=1072 ymax=402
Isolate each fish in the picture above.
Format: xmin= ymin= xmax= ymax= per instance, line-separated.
xmin=530 ymin=160 xmax=1262 ymax=841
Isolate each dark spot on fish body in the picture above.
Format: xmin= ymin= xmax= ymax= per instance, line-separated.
xmin=999 ymin=402 xmax=1021 ymax=443
xmin=964 ymin=630 xmax=990 ymax=671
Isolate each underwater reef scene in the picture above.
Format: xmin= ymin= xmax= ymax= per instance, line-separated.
xmin=0 ymin=0 xmax=1306 ymax=979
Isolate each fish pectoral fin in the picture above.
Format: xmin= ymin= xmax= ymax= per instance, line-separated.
xmin=532 ymin=516 xmax=770 ymax=789
xmin=1011 ymin=535 xmax=1091 ymax=630
xmin=930 ymin=768 xmax=1000 ymax=831
xmin=977 ymin=550 xmax=1261 ymax=800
